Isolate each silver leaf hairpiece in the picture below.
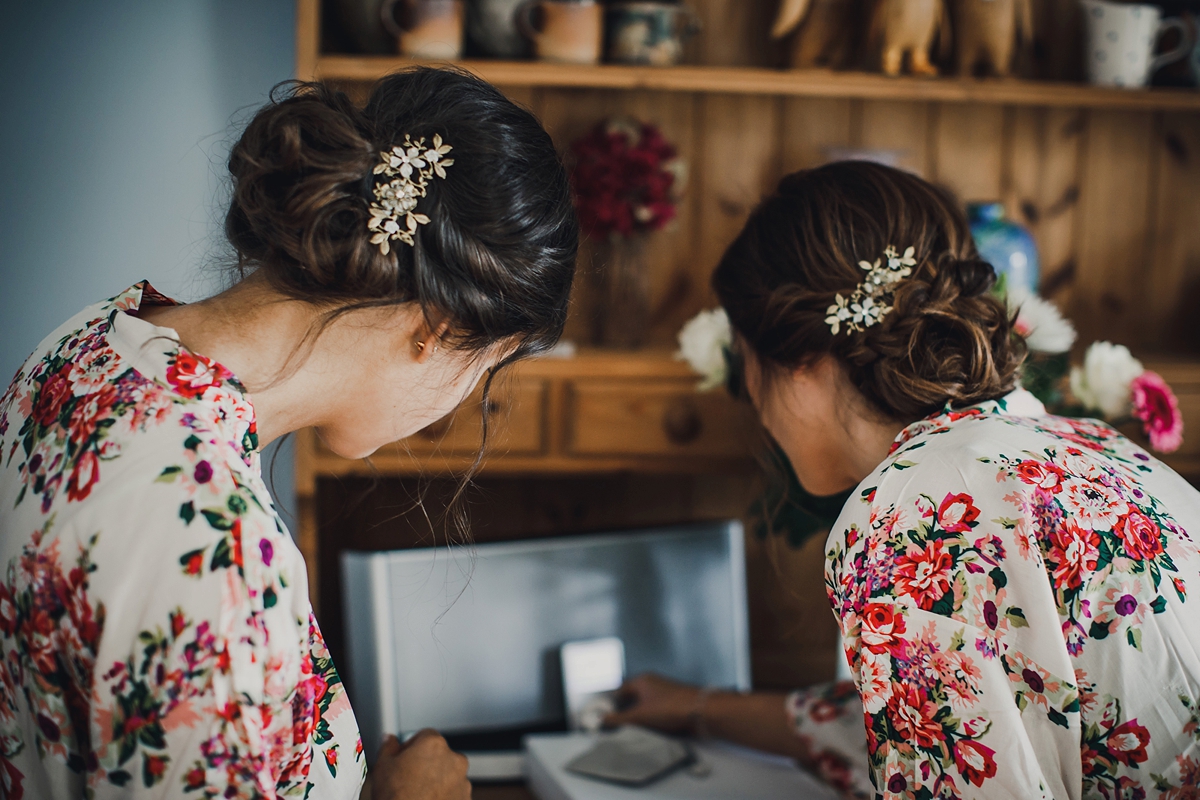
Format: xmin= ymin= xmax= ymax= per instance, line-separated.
xmin=825 ymin=245 xmax=917 ymax=335
xmin=367 ymin=134 xmax=454 ymax=254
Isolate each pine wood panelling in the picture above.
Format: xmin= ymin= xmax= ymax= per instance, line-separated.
xmin=1074 ymin=110 xmax=1158 ymax=348
xmin=861 ymin=100 xmax=934 ymax=177
xmin=1149 ymin=114 xmax=1200 ymax=353
xmin=1004 ymin=108 xmax=1085 ymax=308
xmin=622 ymin=91 xmax=705 ymax=343
xmin=932 ymin=103 xmax=1008 ymax=202
xmin=696 ymin=94 xmax=782 ymax=301
xmin=537 ymin=88 xmax=627 ymax=343
xmin=779 ymin=97 xmax=855 ymax=172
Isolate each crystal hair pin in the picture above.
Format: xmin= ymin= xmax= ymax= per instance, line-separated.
xmin=825 ymin=245 xmax=917 ymax=335
xmin=367 ymin=134 xmax=454 ymax=254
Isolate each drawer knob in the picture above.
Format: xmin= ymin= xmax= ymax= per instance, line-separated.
xmin=663 ymin=399 xmax=703 ymax=445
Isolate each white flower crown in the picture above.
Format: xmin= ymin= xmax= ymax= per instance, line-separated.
xmin=367 ymin=134 xmax=454 ymax=255
xmin=825 ymin=245 xmax=916 ymax=335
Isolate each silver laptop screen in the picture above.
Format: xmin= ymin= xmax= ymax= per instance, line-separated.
xmin=342 ymin=521 xmax=750 ymax=758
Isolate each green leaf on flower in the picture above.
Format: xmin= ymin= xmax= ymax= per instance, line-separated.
xmin=227 ymin=494 xmax=248 ymax=515
xmin=183 ymin=435 xmax=202 ymax=451
xmin=210 ymin=537 xmax=234 ymax=570
xmin=1006 ymin=607 xmax=1030 ymax=628
xmin=201 ymin=509 xmax=234 ymax=531
xmin=263 ymin=587 xmax=277 ymax=609
xmin=989 ymin=566 xmax=1007 ymax=589
xmin=1048 ymin=709 xmax=1070 ymax=729
xmin=892 ymin=460 xmax=917 ymax=470
xmin=1152 ymin=595 xmax=1167 ymax=614
xmin=949 ymin=629 xmax=966 ymax=652
xmin=156 ymin=465 xmax=182 ymax=483
xmin=1089 ymin=621 xmax=1110 ymax=640
xmin=931 ymin=588 xmax=955 ymax=617
xmin=108 ymin=770 xmax=132 ymax=787
xmin=179 ymin=502 xmax=195 ymax=525
xmin=1127 ymin=627 xmax=1143 ymax=650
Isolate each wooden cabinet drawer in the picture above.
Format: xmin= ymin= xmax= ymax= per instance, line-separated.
xmin=401 ymin=379 xmax=548 ymax=457
xmin=567 ymin=380 xmax=757 ymax=458
xmin=310 ymin=380 xmax=549 ymax=461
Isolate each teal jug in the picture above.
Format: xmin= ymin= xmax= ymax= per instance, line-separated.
xmin=968 ymin=202 xmax=1040 ymax=293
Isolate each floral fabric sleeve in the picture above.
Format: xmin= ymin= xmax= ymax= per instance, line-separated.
xmin=0 ymin=284 xmax=365 ymax=799
xmin=826 ymin=401 xmax=1200 ymax=799
xmin=826 ymin=463 xmax=1074 ymax=798
xmin=785 ymin=681 xmax=873 ymax=798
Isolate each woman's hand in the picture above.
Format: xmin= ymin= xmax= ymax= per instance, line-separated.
xmin=602 ymin=673 xmax=702 ymax=734
xmin=370 ymin=730 xmax=470 ymax=800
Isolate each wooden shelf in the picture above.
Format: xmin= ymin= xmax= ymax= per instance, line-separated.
xmin=314 ymin=57 xmax=1200 ymax=111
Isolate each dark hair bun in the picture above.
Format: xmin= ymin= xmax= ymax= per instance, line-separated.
xmin=225 ymin=68 xmax=579 ymax=358
xmin=714 ymin=160 xmax=1023 ymax=422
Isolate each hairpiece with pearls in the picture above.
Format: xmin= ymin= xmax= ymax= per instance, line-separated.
xmin=367 ymin=134 xmax=454 ymax=255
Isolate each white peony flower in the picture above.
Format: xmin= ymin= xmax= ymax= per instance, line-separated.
xmin=676 ymin=308 xmax=732 ymax=391
xmin=1008 ymin=284 xmax=1075 ymax=352
xmin=1006 ymin=286 xmax=1076 ymax=353
xmin=1070 ymin=341 xmax=1144 ymax=419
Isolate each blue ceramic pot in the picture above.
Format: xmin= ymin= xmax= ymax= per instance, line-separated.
xmin=968 ymin=202 xmax=1040 ymax=293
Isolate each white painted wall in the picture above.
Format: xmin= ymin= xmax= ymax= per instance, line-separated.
xmin=0 ymin=0 xmax=298 ymax=519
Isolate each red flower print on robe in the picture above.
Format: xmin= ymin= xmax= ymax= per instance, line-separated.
xmin=32 ymin=371 xmax=72 ymax=428
xmin=1107 ymin=720 xmax=1151 ymax=767
xmin=1048 ymin=521 xmax=1099 ymax=590
xmin=1114 ymin=511 xmax=1163 ymax=561
xmin=937 ymin=493 xmax=980 ymax=533
xmin=894 ymin=540 xmax=954 ymax=610
xmin=166 ymin=351 xmax=231 ymax=400
xmin=1014 ymin=460 xmax=1065 ymax=492
xmin=859 ymin=603 xmax=906 ymax=654
xmin=886 ymin=683 xmax=944 ymax=749
xmin=953 ymin=739 xmax=998 ymax=787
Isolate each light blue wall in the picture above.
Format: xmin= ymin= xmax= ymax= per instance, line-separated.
xmin=0 ymin=0 xmax=298 ymax=519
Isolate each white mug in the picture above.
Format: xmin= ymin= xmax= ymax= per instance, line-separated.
xmin=1080 ymin=0 xmax=1190 ymax=88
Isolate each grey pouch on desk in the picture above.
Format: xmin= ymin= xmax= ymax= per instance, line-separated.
xmin=564 ymin=726 xmax=693 ymax=787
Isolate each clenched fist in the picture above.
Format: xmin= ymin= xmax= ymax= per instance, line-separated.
xmin=370 ymin=729 xmax=471 ymax=800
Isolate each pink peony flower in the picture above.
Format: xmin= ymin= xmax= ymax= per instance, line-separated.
xmin=1130 ymin=371 xmax=1183 ymax=453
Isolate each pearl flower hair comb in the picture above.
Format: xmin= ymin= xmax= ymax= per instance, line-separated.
xmin=367 ymin=134 xmax=454 ymax=255
xmin=825 ymin=245 xmax=917 ymax=335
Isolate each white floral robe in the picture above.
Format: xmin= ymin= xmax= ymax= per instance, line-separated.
xmin=799 ymin=389 xmax=1200 ymax=799
xmin=0 ymin=284 xmax=365 ymax=799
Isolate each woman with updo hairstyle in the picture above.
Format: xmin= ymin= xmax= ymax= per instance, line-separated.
xmin=0 ymin=68 xmax=576 ymax=800
xmin=608 ymin=161 xmax=1200 ymax=798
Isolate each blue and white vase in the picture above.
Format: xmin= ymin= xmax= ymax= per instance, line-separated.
xmin=968 ymin=202 xmax=1040 ymax=293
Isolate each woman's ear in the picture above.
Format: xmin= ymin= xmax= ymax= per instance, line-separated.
xmin=412 ymin=318 xmax=451 ymax=364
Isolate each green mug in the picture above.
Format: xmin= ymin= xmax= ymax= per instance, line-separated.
xmin=605 ymin=1 xmax=701 ymax=66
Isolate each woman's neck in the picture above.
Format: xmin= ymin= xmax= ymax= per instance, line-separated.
xmin=138 ymin=273 xmax=334 ymax=447
xmin=766 ymin=359 xmax=908 ymax=496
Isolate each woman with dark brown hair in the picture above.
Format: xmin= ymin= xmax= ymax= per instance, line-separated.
xmin=609 ymin=161 xmax=1200 ymax=798
xmin=0 ymin=68 xmax=576 ymax=800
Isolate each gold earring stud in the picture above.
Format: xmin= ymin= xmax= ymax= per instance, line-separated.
xmin=415 ymin=340 xmax=427 ymax=352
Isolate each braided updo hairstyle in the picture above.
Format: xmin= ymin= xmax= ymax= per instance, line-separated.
xmin=225 ymin=67 xmax=578 ymax=365
xmin=713 ymin=160 xmax=1022 ymax=422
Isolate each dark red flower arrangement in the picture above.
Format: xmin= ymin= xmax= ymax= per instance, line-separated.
xmin=569 ymin=118 xmax=684 ymax=240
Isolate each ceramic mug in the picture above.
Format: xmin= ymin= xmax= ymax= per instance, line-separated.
xmin=1079 ymin=0 xmax=1190 ymax=88
xmin=516 ymin=0 xmax=604 ymax=64
xmin=466 ymin=0 xmax=530 ymax=58
xmin=605 ymin=2 xmax=701 ymax=66
xmin=381 ymin=0 xmax=465 ymax=59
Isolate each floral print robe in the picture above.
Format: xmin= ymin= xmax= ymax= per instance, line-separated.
xmin=0 ymin=284 xmax=364 ymax=799
xmin=808 ymin=389 xmax=1200 ymax=799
